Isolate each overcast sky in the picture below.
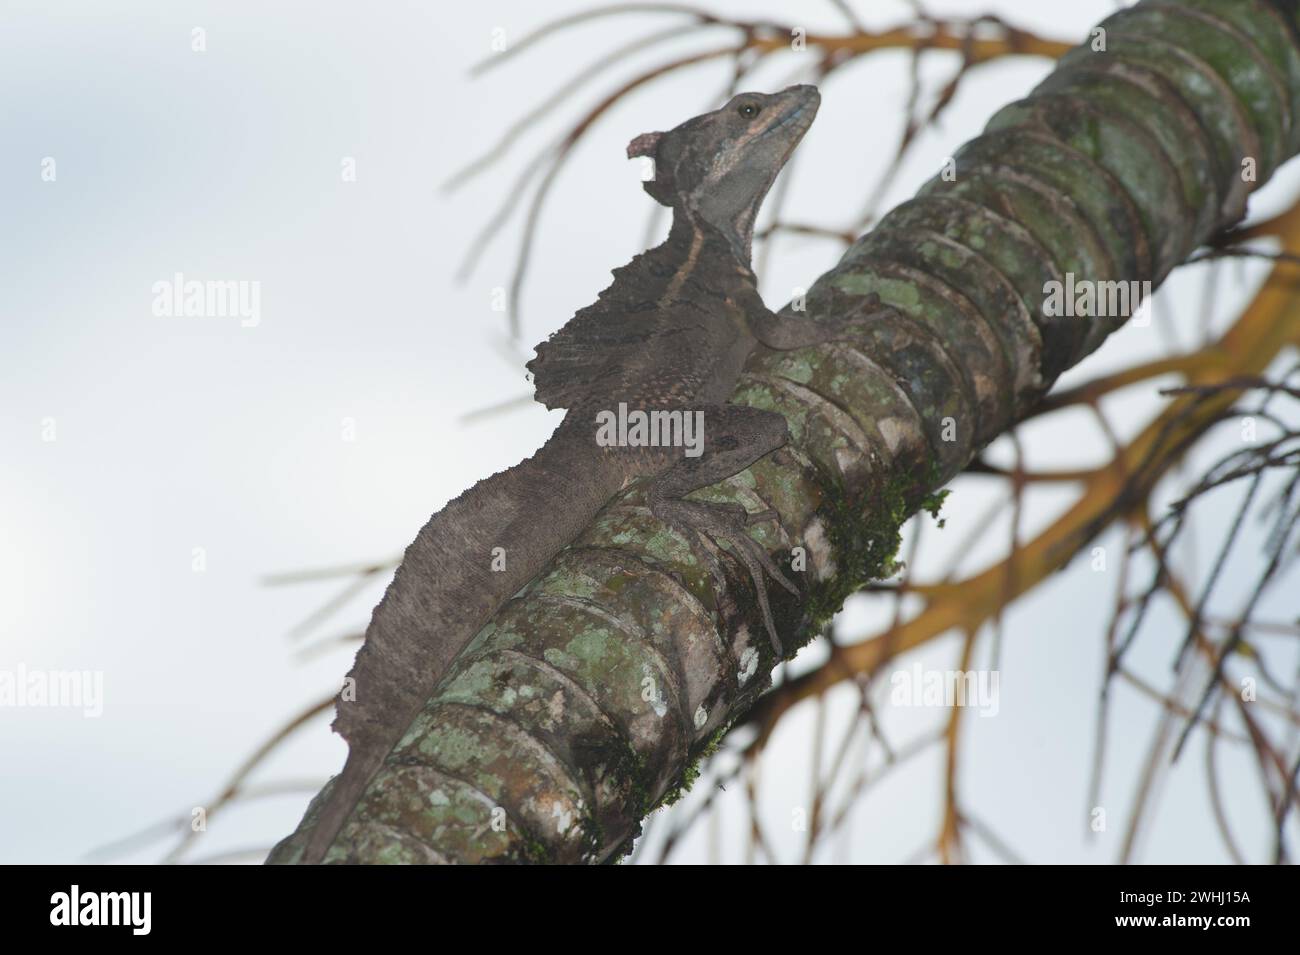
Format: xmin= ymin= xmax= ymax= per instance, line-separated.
xmin=3 ymin=0 xmax=1297 ymax=864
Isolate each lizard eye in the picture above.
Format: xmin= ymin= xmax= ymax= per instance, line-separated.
xmin=738 ymin=103 xmax=760 ymax=118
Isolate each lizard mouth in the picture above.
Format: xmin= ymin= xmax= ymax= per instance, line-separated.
xmin=769 ymin=106 xmax=810 ymax=134
xmin=759 ymin=88 xmax=820 ymax=142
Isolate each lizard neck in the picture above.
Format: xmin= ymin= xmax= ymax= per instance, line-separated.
xmin=661 ymin=209 xmax=757 ymax=294
xmin=670 ymin=204 xmax=756 ymax=268
xmin=572 ymin=206 xmax=759 ymax=325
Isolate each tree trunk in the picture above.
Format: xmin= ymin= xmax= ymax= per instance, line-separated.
xmin=269 ymin=0 xmax=1300 ymax=863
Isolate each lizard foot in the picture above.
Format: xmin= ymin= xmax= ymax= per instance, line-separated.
xmin=821 ymin=296 xmax=896 ymax=345
xmin=652 ymin=497 xmax=797 ymax=657
xmin=753 ymin=293 xmax=896 ymax=351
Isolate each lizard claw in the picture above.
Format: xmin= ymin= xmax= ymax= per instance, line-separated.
xmin=824 ymin=305 xmax=895 ymax=346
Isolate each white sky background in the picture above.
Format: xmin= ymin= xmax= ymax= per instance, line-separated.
xmin=2 ymin=0 xmax=1298 ymax=864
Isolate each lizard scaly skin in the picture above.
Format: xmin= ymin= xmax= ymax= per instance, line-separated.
xmin=281 ymin=84 xmax=892 ymax=864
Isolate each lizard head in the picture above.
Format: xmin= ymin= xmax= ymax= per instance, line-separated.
xmin=627 ymin=84 xmax=820 ymax=257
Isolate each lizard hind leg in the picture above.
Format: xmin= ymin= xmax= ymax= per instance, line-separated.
xmin=646 ymin=405 xmax=799 ymax=657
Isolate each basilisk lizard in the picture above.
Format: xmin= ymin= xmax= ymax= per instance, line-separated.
xmin=292 ymin=84 xmax=892 ymax=863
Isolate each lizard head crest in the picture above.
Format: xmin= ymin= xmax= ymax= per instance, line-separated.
xmin=628 ymin=84 xmax=820 ymax=256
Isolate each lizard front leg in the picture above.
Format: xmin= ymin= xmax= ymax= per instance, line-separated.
xmin=646 ymin=404 xmax=798 ymax=656
xmin=749 ymin=292 xmax=894 ymax=351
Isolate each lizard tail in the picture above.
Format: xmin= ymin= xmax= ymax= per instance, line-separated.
xmin=289 ymin=426 xmax=623 ymax=864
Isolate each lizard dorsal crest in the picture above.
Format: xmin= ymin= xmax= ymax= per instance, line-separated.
xmin=626 ymin=131 xmax=662 ymax=158
xmin=628 ymin=131 xmax=674 ymax=205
